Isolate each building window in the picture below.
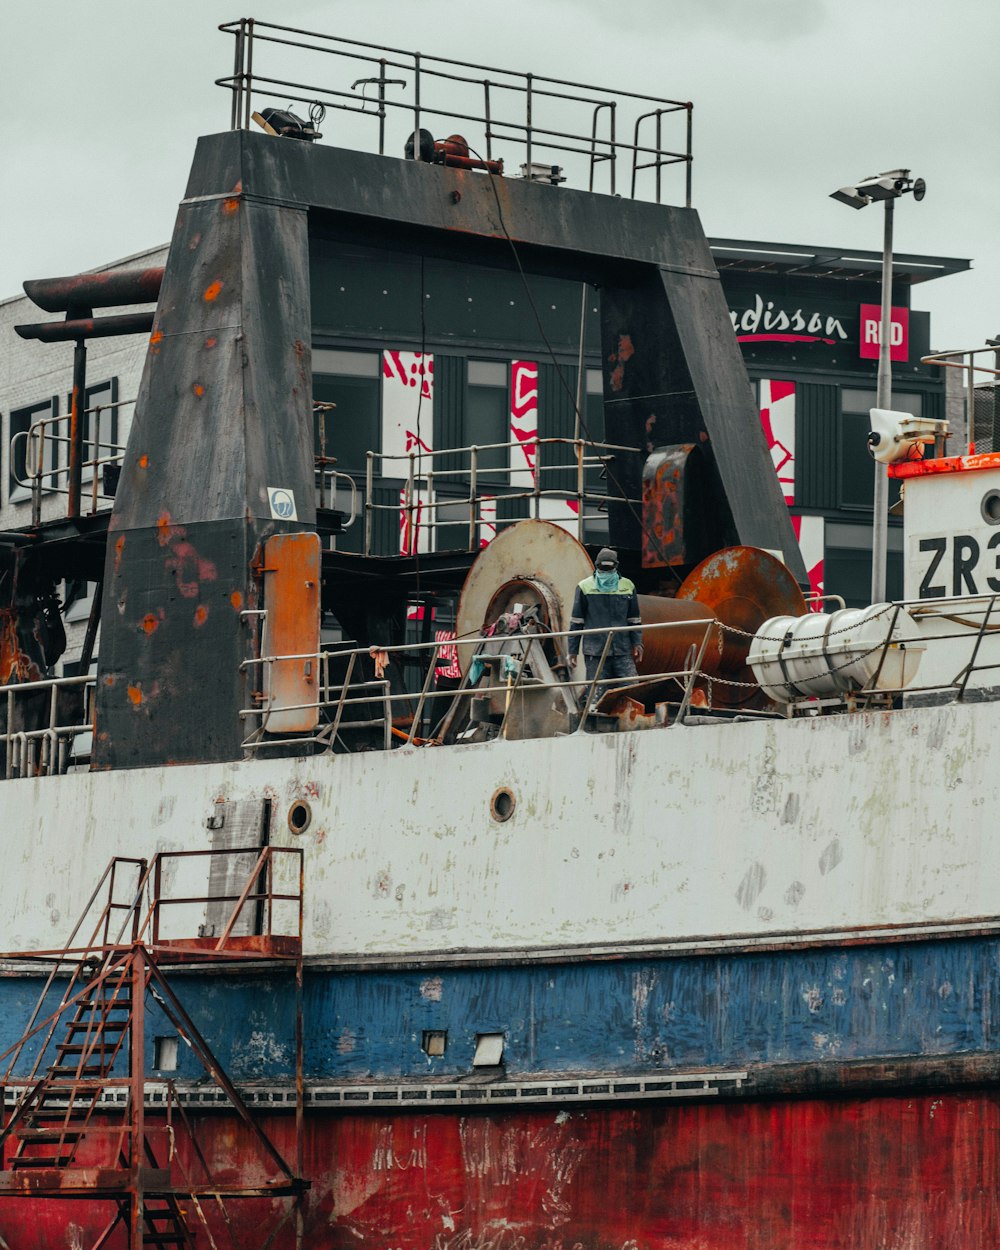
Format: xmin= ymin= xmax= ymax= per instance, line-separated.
xmin=466 ymin=360 xmax=508 ymax=477
xmin=824 ymin=520 xmax=904 ymax=608
xmin=584 ymin=367 xmax=605 ymax=444
xmin=839 ymin=389 xmax=921 ymax=511
xmin=70 ymin=378 xmax=120 ymax=482
xmin=312 ymin=349 xmax=381 ymax=478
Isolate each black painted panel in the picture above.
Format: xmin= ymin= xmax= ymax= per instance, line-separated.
xmin=796 ymin=382 xmax=840 ymax=511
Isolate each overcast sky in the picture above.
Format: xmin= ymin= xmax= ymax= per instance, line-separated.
xmin=3 ymin=1 xmax=997 ymax=351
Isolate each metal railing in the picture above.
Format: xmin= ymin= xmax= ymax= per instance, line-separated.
xmin=363 ymin=435 xmax=635 ymax=555
xmin=239 ymin=591 xmax=1000 ymax=752
xmin=240 ymin=615 xmax=717 ymax=753
xmin=2 ymin=673 xmax=95 ymax=779
xmin=218 ymin=19 xmax=693 ymax=205
xmin=10 ymin=400 xmax=129 ymax=523
xmin=3 ymin=594 xmax=1000 ymax=779
xmin=316 ymin=465 xmax=359 ymax=525
xmin=922 ymin=345 xmax=1000 ymax=454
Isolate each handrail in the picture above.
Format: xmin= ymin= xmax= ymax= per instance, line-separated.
xmin=921 ymin=345 xmax=999 ymax=454
xmin=362 ymin=435 xmax=637 ymax=554
xmin=315 ymin=466 xmax=358 ymax=527
xmin=132 ymin=846 xmax=305 ymax=952
xmin=217 ymin=19 xmax=693 ymax=205
xmin=238 ymin=590 xmax=1000 ymax=754
xmin=10 ymin=400 xmax=130 ymax=522
xmin=2 ymin=674 xmax=95 ymax=780
xmin=240 ymin=615 xmax=719 ymax=753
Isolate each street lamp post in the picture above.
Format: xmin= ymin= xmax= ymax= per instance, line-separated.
xmin=831 ymin=169 xmax=926 ymax=603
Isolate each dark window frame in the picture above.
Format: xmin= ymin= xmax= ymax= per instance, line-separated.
xmin=837 ymin=387 xmax=922 ymax=513
xmin=9 ymin=394 xmax=59 ymax=498
xmin=64 ymin=378 xmax=120 ymax=487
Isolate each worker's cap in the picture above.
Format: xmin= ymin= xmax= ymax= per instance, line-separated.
xmin=595 ymin=547 xmax=619 ymax=569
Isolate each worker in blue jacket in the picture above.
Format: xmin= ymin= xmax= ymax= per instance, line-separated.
xmin=568 ymin=547 xmax=643 ymax=700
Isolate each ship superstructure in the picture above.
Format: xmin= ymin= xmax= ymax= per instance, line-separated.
xmin=1 ymin=17 xmax=999 ymax=1249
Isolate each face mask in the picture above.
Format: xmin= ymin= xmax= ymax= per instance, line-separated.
xmin=595 ymin=568 xmax=619 ymax=591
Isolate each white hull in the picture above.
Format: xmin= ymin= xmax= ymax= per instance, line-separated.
xmin=4 ymin=698 xmax=993 ymax=959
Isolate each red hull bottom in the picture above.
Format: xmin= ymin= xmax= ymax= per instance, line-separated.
xmin=2 ymin=1091 xmax=998 ymax=1248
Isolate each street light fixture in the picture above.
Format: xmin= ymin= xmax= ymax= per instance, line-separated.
xmin=830 ymin=169 xmax=926 ymax=603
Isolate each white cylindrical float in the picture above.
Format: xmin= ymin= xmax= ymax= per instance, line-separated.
xmin=748 ymin=604 xmax=925 ymax=703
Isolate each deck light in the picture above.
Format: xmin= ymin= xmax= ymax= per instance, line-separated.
xmin=830 ymin=168 xmax=925 ymax=602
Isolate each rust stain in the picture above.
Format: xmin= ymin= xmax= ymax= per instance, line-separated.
xmin=156 ymin=513 xmax=178 ymax=547
xmin=618 ymin=335 xmax=635 ymax=362
xmin=203 ymin=280 xmax=224 ymax=303
xmin=141 ymin=614 xmax=159 ymax=635
xmin=222 ymin=197 xmax=240 ymax=215
xmin=230 ymin=590 xmax=243 ymax=611
xmin=610 ymin=364 xmax=624 ymax=392
xmin=126 ymin=685 xmax=143 ymax=706
xmin=192 ymin=383 xmax=205 ymax=398
xmin=149 ymin=329 xmax=163 ymax=353
xmin=232 ymin=179 xmax=243 ymax=193
xmin=138 ymin=453 xmax=149 ymax=469
xmin=164 ymin=542 xmax=216 ymax=598
xmin=114 ymin=535 xmax=126 ymax=574
xmin=187 ymin=231 xmax=202 ymax=251
xmin=193 ymin=605 xmax=209 ymax=628
xmin=103 ymin=675 xmax=115 ymax=688
xmin=205 ymin=336 xmax=217 ymax=349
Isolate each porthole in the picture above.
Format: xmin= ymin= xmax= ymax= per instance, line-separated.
xmin=288 ymin=800 xmax=312 ymax=834
xmin=981 ymin=490 xmax=1000 ymax=525
xmin=490 ymin=787 xmax=516 ymax=823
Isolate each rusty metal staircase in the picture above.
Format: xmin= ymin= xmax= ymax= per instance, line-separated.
xmin=0 ymin=847 xmax=307 ymax=1249
xmin=8 ymin=954 xmax=132 ymax=1173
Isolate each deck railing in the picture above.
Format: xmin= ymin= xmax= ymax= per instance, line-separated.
xmin=363 ymin=435 xmax=635 ymax=555
xmin=2 ymin=674 xmax=94 ymax=779
xmin=218 ymin=19 xmax=693 ymax=205
xmin=9 ymin=400 xmax=129 ymax=524
xmin=239 ymin=592 xmax=1000 ymax=754
xmin=921 ymin=345 xmax=999 ymax=454
xmin=5 ymin=594 xmax=1000 ymax=779
xmin=240 ymin=615 xmax=723 ymax=753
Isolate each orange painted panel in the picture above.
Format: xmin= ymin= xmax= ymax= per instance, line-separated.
xmin=262 ymin=532 xmax=321 ymax=734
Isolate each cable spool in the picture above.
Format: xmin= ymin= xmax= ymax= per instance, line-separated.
xmin=455 ymin=521 xmax=592 ymax=676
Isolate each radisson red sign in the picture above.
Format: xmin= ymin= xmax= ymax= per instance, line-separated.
xmin=859 ymin=304 xmax=909 ymax=362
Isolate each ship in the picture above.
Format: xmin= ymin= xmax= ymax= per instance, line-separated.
xmin=0 ymin=16 xmax=999 ymax=1250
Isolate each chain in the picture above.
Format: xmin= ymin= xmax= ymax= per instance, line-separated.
xmin=702 ymin=634 xmax=892 ymax=693
xmin=715 ymin=603 xmax=897 ymax=645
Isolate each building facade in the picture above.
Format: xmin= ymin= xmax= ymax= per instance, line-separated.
xmin=714 ymin=239 xmax=969 ymax=606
